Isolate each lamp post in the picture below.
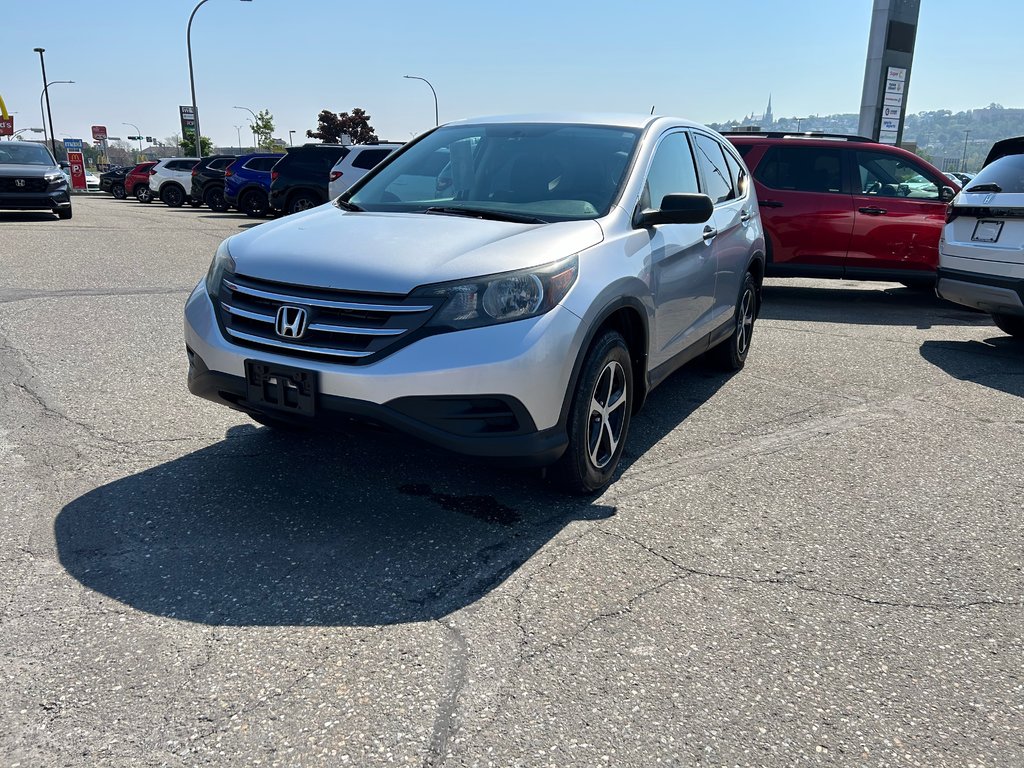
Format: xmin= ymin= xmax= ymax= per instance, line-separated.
xmin=234 ymin=125 xmax=243 ymax=151
xmin=123 ymin=122 xmax=143 ymax=153
xmin=187 ymin=0 xmax=253 ymax=159
xmin=961 ymin=130 xmax=971 ymax=173
xmin=403 ymin=75 xmax=438 ymax=127
xmin=288 ymin=129 xmax=295 ymax=147
xmin=38 ymin=79 xmax=73 ymax=157
xmin=233 ymin=106 xmax=259 ymax=149
xmin=10 ymin=128 xmax=45 ymax=141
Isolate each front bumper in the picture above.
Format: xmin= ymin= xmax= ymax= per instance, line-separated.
xmin=0 ymin=189 xmax=71 ymax=211
xmin=184 ymin=282 xmax=584 ymax=463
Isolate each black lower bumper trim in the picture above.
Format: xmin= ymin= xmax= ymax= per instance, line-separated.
xmin=187 ymin=362 xmax=567 ymax=466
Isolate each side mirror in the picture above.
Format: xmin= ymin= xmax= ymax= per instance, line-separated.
xmin=939 ymin=185 xmax=956 ymax=202
xmin=637 ymin=193 xmax=714 ymax=227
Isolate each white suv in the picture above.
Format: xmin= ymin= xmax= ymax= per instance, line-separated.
xmin=937 ymin=143 xmax=1024 ymax=338
xmin=185 ymin=115 xmax=765 ymax=492
xmin=327 ymin=143 xmax=402 ymax=198
xmin=149 ymin=157 xmax=198 ymax=207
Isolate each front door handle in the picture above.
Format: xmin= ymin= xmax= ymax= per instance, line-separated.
xmin=759 ymin=199 xmax=784 ymax=208
xmin=702 ymin=225 xmax=718 ymax=241
xmin=858 ymin=206 xmax=887 ymax=215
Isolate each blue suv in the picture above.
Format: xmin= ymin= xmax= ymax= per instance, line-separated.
xmin=224 ymin=153 xmax=281 ymax=218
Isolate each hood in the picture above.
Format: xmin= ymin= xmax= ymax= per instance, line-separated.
xmin=229 ymin=205 xmax=605 ymax=294
xmin=0 ymin=164 xmax=59 ymax=177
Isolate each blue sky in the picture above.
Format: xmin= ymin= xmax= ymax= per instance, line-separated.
xmin=1 ymin=0 xmax=1020 ymax=148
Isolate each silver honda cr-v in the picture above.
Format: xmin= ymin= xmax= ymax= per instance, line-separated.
xmin=184 ymin=114 xmax=765 ymax=492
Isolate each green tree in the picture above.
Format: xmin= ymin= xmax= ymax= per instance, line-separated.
xmin=306 ymin=107 xmax=378 ymax=144
xmin=181 ymin=134 xmax=214 ymax=157
xmin=253 ymin=109 xmax=275 ymax=150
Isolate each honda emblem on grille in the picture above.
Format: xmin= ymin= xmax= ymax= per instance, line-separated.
xmin=275 ymin=306 xmax=308 ymax=339
xmin=14 ymin=179 xmax=25 ymax=188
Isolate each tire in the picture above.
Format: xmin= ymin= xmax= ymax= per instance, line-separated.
xmin=991 ymin=312 xmax=1024 ymax=339
xmin=709 ymin=271 xmax=758 ymax=371
xmin=135 ymin=185 xmax=153 ymax=203
xmin=111 ymin=183 xmax=126 ymax=200
xmin=57 ymin=207 xmax=73 ymax=220
xmin=287 ymin=191 xmax=319 ymax=215
xmin=205 ymin=186 xmax=229 ymax=212
xmin=552 ymin=330 xmax=633 ymax=494
xmin=161 ymin=184 xmax=185 ymax=208
xmin=240 ymin=189 xmax=269 ymax=218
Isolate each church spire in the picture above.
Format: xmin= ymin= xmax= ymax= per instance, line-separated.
xmin=764 ymin=94 xmax=773 ymax=126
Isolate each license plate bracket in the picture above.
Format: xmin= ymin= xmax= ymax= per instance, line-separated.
xmin=971 ymin=219 xmax=1004 ymax=243
xmin=245 ymin=360 xmax=316 ymax=416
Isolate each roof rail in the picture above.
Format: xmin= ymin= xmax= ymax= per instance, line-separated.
xmin=721 ymin=130 xmax=877 ymax=143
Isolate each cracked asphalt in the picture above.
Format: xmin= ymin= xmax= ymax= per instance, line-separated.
xmin=1 ymin=197 xmax=1022 ymax=767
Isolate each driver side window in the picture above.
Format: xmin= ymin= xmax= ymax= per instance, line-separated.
xmin=642 ymin=132 xmax=699 ymax=210
xmin=856 ymin=151 xmax=940 ymax=200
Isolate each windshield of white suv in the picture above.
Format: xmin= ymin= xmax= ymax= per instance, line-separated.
xmin=0 ymin=143 xmax=56 ymax=166
xmin=345 ymin=123 xmax=641 ymax=222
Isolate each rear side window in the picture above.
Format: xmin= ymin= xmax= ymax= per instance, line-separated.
xmin=754 ymin=146 xmax=843 ymax=194
xmin=246 ymin=157 xmax=279 ymax=172
xmin=351 ymin=149 xmax=394 ymax=170
xmin=209 ymin=157 xmax=235 ymax=170
xmin=291 ymin=147 xmax=348 ymax=171
xmin=693 ymin=133 xmax=734 ymax=203
xmin=967 ymin=154 xmax=1024 ymax=193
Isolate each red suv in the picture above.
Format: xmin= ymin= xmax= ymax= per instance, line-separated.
xmin=124 ymin=161 xmax=158 ymax=203
xmin=727 ymin=132 xmax=958 ymax=285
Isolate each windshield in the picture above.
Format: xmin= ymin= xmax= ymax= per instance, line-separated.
xmin=347 ymin=122 xmax=641 ymax=222
xmin=0 ymin=143 xmax=56 ymax=166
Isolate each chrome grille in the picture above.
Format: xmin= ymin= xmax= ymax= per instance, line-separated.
xmin=217 ymin=273 xmax=440 ymax=364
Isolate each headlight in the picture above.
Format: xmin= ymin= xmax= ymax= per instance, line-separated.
xmin=205 ymin=239 xmax=236 ymax=299
xmin=413 ymin=254 xmax=578 ymax=331
xmin=44 ymin=172 xmax=65 ymax=184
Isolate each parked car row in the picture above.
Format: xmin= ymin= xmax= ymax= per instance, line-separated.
xmin=98 ymin=142 xmax=403 ymax=220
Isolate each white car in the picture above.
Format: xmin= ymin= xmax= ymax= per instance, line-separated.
xmin=327 ymin=143 xmax=402 ymax=199
xmin=148 ymin=157 xmax=199 ymax=207
xmin=85 ymin=170 xmax=100 ymax=192
xmin=936 ymin=147 xmax=1024 ymax=338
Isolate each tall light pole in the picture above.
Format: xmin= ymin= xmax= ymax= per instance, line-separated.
xmin=961 ymin=130 xmax=971 ymax=173
xmin=234 ymin=106 xmax=258 ymax=149
xmin=403 ymin=75 xmax=438 ymax=127
xmin=187 ymin=0 xmax=253 ymax=159
xmin=234 ymin=125 xmax=243 ymax=151
xmin=123 ymin=122 xmax=143 ymax=153
xmin=288 ymin=129 xmax=295 ymax=147
xmin=38 ymin=79 xmax=73 ymax=157
xmin=33 ymin=48 xmax=62 ymax=157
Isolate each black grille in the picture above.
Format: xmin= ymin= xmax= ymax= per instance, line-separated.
xmin=0 ymin=177 xmax=49 ymax=193
xmin=217 ymin=272 xmax=441 ymax=364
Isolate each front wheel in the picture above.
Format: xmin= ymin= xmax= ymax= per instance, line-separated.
xmin=992 ymin=312 xmax=1024 ymax=339
xmin=709 ymin=271 xmax=758 ymax=371
xmin=205 ymin=186 xmax=228 ymax=212
xmin=111 ymin=182 xmax=126 ymax=199
xmin=161 ymin=185 xmax=185 ymax=207
xmin=552 ymin=330 xmax=633 ymax=494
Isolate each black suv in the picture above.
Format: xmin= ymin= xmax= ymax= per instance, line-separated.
xmin=189 ymin=154 xmax=236 ymax=212
xmin=268 ymin=143 xmax=350 ymax=215
xmin=0 ymin=141 xmax=72 ymax=219
xmin=99 ymin=166 xmax=130 ymax=199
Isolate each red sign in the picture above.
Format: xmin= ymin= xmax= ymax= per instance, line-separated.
xmin=0 ymin=116 xmax=12 ymax=136
xmin=68 ymin=153 xmax=87 ymax=191
xmin=91 ymin=125 xmax=107 ymax=141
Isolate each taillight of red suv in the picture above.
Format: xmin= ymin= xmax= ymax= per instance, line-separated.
xmin=149 ymin=168 xmax=157 ymax=175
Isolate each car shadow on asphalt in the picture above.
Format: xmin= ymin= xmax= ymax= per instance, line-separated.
xmin=55 ymin=360 xmax=731 ymax=627
xmin=919 ymin=336 xmax=1024 ymax=397
xmin=760 ymin=282 xmax=989 ymax=329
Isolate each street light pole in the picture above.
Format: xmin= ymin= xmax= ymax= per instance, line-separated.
xmin=123 ymin=122 xmax=143 ymax=153
xmin=234 ymin=106 xmax=259 ymax=149
xmin=403 ymin=75 xmax=438 ymax=127
xmin=234 ymin=125 xmax=243 ymax=151
xmin=38 ymin=79 xmax=73 ymax=157
xmin=288 ymin=129 xmax=295 ymax=147
xmin=961 ymin=130 xmax=971 ymax=173
xmin=33 ymin=48 xmax=60 ymax=157
xmin=187 ymin=0 xmax=253 ymax=159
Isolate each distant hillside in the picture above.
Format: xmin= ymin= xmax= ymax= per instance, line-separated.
xmin=710 ymin=104 xmax=1024 ymax=172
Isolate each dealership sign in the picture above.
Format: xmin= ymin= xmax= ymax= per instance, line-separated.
xmin=63 ymin=138 xmax=87 ymax=191
xmin=91 ymin=125 xmax=107 ymax=141
xmin=179 ymin=105 xmax=197 ymax=139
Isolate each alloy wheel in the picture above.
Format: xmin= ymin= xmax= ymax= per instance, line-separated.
xmin=587 ymin=360 xmax=628 ymax=470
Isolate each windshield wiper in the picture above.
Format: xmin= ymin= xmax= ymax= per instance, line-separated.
xmin=965 ymin=183 xmax=1002 ymax=193
xmin=424 ymin=206 xmax=547 ymax=224
xmin=334 ymin=199 xmax=364 ymax=211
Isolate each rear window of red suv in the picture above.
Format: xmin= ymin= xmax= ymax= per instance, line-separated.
xmin=753 ymin=146 xmax=843 ymax=194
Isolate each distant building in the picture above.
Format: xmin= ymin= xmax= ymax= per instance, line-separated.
xmin=733 ymin=95 xmax=774 ymax=129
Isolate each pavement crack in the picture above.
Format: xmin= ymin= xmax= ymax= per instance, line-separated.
xmin=422 ymin=620 xmax=469 ymax=768
xmin=604 ymin=530 xmax=1023 ymax=613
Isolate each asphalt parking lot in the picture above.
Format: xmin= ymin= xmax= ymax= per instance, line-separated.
xmin=1 ymin=196 xmax=1022 ymax=767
